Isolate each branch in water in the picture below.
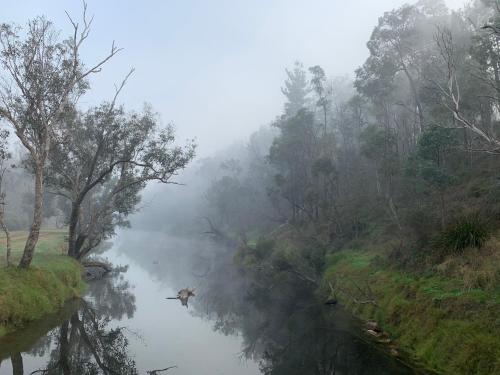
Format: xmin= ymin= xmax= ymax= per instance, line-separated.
xmin=147 ymin=365 xmax=178 ymax=374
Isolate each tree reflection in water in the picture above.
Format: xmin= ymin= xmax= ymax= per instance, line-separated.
xmin=186 ymin=243 xmax=416 ymax=375
xmin=9 ymin=268 xmax=138 ymax=375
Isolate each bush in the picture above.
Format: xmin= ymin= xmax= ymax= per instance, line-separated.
xmin=435 ymin=214 xmax=491 ymax=254
xmin=405 ymin=208 xmax=440 ymax=249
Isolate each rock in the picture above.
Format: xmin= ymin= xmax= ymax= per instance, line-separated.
xmin=366 ymin=320 xmax=381 ymax=332
xmin=389 ymin=345 xmax=400 ymax=357
xmin=366 ymin=329 xmax=381 ymax=337
xmin=390 ymin=348 xmax=400 ymax=357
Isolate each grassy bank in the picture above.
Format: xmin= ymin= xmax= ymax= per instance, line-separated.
xmin=321 ymin=235 xmax=500 ymax=374
xmin=241 ymin=222 xmax=500 ymax=374
xmin=0 ymin=230 xmax=85 ymax=336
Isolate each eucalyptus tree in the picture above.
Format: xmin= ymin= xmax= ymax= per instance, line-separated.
xmin=46 ymin=103 xmax=196 ymax=260
xmin=405 ymin=125 xmax=458 ymax=228
xmin=281 ymin=61 xmax=310 ymax=118
xmin=0 ymin=130 xmax=11 ymax=265
xmin=309 ymin=65 xmax=331 ymax=135
xmin=0 ymin=5 xmax=120 ymax=267
xmin=432 ymin=24 xmax=500 ymax=151
xmin=359 ymin=125 xmax=402 ymax=230
xmin=356 ymin=0 xmax=448 ymax=136
xmin=270 ymin=110 xmax=318 ymax=221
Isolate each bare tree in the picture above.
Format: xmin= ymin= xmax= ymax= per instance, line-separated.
xmin=433 ymin=26 xmax=500 ymax=151
xmin=0 ymin=3 xmax=120 ymax=267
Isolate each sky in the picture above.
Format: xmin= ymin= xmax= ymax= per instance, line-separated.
xmin=3 ymin=0 xmax=467 ymax=157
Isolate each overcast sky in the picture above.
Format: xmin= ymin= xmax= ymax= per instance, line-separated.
xmin=3 ymin=0 xmax=466 ymax=156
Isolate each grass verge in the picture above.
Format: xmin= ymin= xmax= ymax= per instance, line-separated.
xmin=0 ymin=230 xmax=85 ymax=337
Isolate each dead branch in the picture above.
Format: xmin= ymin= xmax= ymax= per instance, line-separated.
xmin=147 ymin=366 xmax=178 ymax=375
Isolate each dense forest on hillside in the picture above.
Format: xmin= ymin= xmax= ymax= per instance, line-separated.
xmin=129 ymin=1 xmax=500 ymax=372
xmin=177 ymin=0 xmax=500 ymax=270
xmin=2 ymin=0 xmax=500 ymax=373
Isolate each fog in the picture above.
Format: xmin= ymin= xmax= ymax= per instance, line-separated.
xmin=2 ymin=0 xmax=499 ymax=374
xmin=3 ymin=0 xmax=464 ymax=156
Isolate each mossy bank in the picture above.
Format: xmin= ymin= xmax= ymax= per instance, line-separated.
xmin=321 ymin=237 xmax=500 ymax=375
xmin=0 ymin=231 xmax=85 ymax=337
xmin=240 ymin=225 xmax=500 ymax=375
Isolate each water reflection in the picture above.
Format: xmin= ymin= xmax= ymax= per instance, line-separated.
xmin=0 ymin=231 xmax=421 ymax=374
xmin=0 ymin=268 xmax=137 ymax=375
xmin=120 ymin=231 xmax=419 ymax=375
xmin=193 ymin=254 xmax=415 ymax=374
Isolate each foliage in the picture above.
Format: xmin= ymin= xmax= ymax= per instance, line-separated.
xmin=434 ymin=214 xmax=491 ymax=254
xmin=0 ymin=6 xmax=120 ymax=267
xmin=46 ymin=104 xmax=196 ymax=259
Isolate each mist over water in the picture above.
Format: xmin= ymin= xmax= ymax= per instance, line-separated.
xmin=0 ymin=228 xmax=418 ymax=374
xmin=1 ymin=0 xmax=498 ymax=373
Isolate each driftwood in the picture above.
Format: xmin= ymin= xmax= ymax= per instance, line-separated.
xmin=166 ymin=288 xmax=196 ymax=308
xmin=147 ymin=366 xmax=177 ymax=374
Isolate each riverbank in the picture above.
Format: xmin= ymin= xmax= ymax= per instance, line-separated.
xmin=321 ymin=235 xmax=500 ymax=375
xmin=0 ymin=230 xmax=85 ymax=337
xmin=240 ymin=225 xmax=500 ymax=374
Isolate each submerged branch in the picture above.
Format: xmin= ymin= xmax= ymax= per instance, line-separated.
xmin=147 ymin=366 xmax=178 ymax=375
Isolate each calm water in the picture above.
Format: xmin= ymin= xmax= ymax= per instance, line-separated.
xmin=0 ymin=230 xmax=421 ymax=374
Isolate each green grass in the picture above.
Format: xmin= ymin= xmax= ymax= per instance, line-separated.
xmin=0 ymin=230 xmax=84 ymax=337
xmin=322 ymin=245 xmax=500 ymax=375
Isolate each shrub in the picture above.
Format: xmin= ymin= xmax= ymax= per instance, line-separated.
xmin=435 ymin=214 xmax=491 ymax=254
xmin=405 ymin=208 xmax=440 ymax=249
xmin=254 ymin=238 xmax=276 ymax=259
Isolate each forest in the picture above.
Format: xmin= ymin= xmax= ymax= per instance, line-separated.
xmin=138 ymin=0 xmax=500 ymax=373
xmin=1 ymin=0 xmax=500 ymax=374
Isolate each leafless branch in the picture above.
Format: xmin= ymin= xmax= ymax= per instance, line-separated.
xmin=147 ymin=366 xmax=178 ymax=375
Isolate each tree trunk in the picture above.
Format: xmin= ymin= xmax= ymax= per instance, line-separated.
xmin=0 ymin=211 xmax=11 ymax=266
xmin=11 ymin=353 xmax=23 ymax=375
xmin=59 ymin=321 xmax=71 ymax=375
xmin=440 ymin=191 xmax=446 ymax=229
xmin=401 ymin=65 xmax=424 ymax=134
xmin=67 ymin=201 xmax=81 ymax=258
xmin=387 ymin=196 xmax=402 ymax=232
xmin=19 ymin=162 xmax=44 ymax=268
xmin=323 ymin=106 xmax=327 ymax=136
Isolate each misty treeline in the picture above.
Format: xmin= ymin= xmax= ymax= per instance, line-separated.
xmin=0 ymin=4 xmax=196 ymax=268
xmin=179 ymin=0 xmax=500 ymax=271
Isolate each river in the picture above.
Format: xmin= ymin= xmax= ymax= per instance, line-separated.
xmin=0 ymin=229 xmax=422 ymax=374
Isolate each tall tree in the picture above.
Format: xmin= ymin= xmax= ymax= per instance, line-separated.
xmin=0 ymin=130 xmax=11 ymax=265
xmin=46 ymin=103 xmax=196 ymax=260
xmin=281 ymin=61 xmax=310 ymax=118
xmin=0 ymin=5 xmax=120 ymax=267
xmin=309 ymin=65 xmax=331 ymax=135
xmin=356 ymin=1 xmax=448 ymax=135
